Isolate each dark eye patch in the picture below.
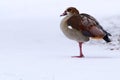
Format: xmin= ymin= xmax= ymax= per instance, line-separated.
xmin=67 ymin=8 xmax=72 ymax=11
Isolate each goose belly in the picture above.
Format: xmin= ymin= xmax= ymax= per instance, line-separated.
xmin=60 ymin=17 xmax=89 ymax=42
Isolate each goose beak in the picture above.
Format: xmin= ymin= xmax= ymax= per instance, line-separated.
xmin=60 ymin=11 xmax=67 ymax=16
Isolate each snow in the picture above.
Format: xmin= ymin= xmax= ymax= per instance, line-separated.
xmin=0 ymin=0 xmax=120 ymax=80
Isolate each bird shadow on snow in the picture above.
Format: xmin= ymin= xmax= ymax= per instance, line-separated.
xmin=56 ymin=55 xmax=120 ymax=59
xmin=84 ymin=56 xmax=113 ymax=59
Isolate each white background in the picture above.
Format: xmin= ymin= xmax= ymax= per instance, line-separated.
xmin=0 ymin=0 xmax=120 ymax=80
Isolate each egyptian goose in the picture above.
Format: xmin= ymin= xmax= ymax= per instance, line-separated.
xmin=60 ymin=7 xmax=111 ymax=58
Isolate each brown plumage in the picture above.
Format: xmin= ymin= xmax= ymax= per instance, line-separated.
xmin=60 ymin=7 xmax=111 ymax=58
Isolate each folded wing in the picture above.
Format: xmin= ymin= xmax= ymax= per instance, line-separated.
xmin=67 ymin=13 xmax=111 ymax=38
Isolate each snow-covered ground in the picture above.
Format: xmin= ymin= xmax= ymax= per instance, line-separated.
xmin=0 ymin=0 xmax=120 ymax=80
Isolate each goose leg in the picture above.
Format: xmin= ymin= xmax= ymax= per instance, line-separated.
xmin=72 ymin=42 xmax=84 ymax=58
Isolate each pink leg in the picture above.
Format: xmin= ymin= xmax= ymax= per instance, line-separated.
xmin=72 ymin=42 xmax=84 ymax=58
